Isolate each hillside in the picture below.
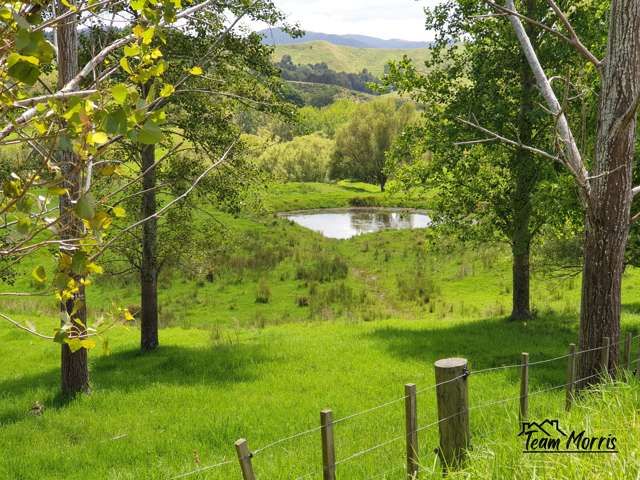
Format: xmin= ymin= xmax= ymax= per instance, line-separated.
xmin=273 ymin=40 xmax=431 ymax=76
xmin=260 ymin=27 xmax=430 ymax=49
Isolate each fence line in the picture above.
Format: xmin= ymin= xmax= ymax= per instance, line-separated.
xmin=169 ymin=459 xmax=234 ymax=480
xmin=170 ymin=335 xmax=638 ymax=479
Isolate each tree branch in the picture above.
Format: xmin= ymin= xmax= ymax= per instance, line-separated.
xmin=456 ymin=117 xmax=562 ymax=163
xmin=546 ymin=0 xmax=602 ymax=68
xmin=503 ymin=0 xmax=590 ymax=203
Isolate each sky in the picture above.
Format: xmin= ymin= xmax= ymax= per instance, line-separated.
xmin=250 ymin=0 xmax=441 ymax=42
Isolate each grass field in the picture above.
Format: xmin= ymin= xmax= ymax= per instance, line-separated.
xmin=2 ymin=181 xmax=640 ymax=479
xmin=273 ymin=41 xmax=431 ymax=76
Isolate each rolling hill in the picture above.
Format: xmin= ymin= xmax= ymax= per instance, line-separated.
xmin=260 ymin=27 xmax=430 ymax=49
xmin=272 ymin=40 xmax=431 ymax=77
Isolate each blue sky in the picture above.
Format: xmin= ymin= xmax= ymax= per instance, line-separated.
xmin=253 ymin=0 xmax=440 ymax=41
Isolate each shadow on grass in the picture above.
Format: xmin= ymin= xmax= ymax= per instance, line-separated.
xmin=0 ymin=341 xmax=273 ymax=426
xmin=366 ymin=312 xmax=579 ymax=388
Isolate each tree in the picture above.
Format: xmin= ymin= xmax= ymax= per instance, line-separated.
xmin=256 ymin=133 xmax=334 ymax=182
xmin=330 ymin=97 xmax=415 ymax=191
xmin=91 ymin=6 xmax=295 ymax=351
xmin=482 ymin=0 xmax=640 ymax=382
xmin=383 ymin=0 xmax=595 ymax=320
xmin=0 ymin=0 xmax=257 ymax=394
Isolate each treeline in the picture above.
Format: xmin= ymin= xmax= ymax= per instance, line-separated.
xmin=246 ymin=97 xmax=421 ymax=191
xmin=276 ymin=55 xmax=380 ymax=94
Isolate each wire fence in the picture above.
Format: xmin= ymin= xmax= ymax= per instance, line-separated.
xmin=170 ymin=333 xmax=639 ymax=480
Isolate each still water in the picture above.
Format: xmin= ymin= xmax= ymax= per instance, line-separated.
xmin=282 ymin=208 xmax=431 ymax=239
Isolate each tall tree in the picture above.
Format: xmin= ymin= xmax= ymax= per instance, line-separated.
xmin=487 ymin=0 xmax=640 ymax=381
xmin=93 ymin=7 xmax=296 ymax=351
xmin=0 ymin=0 xmax=242 ymax=393
xmin=384 ymin=1 xmax=602 ymax=321
xmin=330 ymin=97 xmax=415 ymax=191
xmin=56 ymin=0 xmax=89 ymax=395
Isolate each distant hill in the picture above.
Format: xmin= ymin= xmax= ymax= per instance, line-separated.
xmin=272 ymin=41 xmax=431 ymax=77
xmin=260 ymin=28 xmax=430 ymax=49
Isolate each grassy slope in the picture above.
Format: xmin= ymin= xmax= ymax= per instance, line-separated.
xmin=1 ymin=182 xmax=640 ymax=479
xmin=273 ymin=41 xmax=431 ymax=76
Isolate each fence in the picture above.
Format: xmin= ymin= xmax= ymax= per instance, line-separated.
xmin=171 ymin=333 xmax=640 ymax=480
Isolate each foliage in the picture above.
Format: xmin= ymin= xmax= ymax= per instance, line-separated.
xmin=330 ymin=97 xmax=416 ymax=190
xmin=295 ymin=252 xmax=348 ymax=283
xmin=255 ymin=133 xmax=334 ymax=182
xmin=276 ymin=54 xmax=380 ymax=94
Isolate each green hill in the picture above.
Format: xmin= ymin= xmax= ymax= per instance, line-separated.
xmin=273 ymin=40 xmax=431 ymax=76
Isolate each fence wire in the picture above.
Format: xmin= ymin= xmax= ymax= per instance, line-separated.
xmin=169 ymin=336 xmax=638 ymax=479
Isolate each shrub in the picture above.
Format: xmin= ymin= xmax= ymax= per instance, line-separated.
xmin=348 ymin=196 xmax=380 ymax=207
xmin=396 ymin=268 xmax=440 ymax=304
xmin=255 ymin=278 xmax=271 ymax=304
xmin=296 ymin=254 xmax=348 ymax=283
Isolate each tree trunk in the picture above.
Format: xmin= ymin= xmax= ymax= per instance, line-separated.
xmin=57 ymin=2 xmax=89 ymax=395
xmin=140 ymin=140 xmax=159 ymax=352
xmin=578 ymin=0 xmax=640 ymax=383
xmin=510 ymin=0 xmax=536 ymax=321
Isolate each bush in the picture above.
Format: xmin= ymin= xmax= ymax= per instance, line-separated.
xmin=296 ymin=254 xmax=348 ymax=283
xmin=256 ymin=133 xmax=334 ymax=182
xmin=255 ymin=278 xmax=271 ymax=304
xmin=348 ymin=196 xmax=381 ymax=207
xmin=396 ymin=268 xmax=440 ymax=304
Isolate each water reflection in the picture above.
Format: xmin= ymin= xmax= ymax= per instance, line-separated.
xmin=283 ymin=208 xmax=431 ymax=239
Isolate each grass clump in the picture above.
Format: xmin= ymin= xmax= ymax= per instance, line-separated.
xmin=296 ymin=253 xmax=348 ymax=283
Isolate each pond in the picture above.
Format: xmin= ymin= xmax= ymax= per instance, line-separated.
xmin=281 ymin=208 xmax=432 ymax=239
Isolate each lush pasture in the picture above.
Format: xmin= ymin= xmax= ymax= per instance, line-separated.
xmin=1 ymin=182 xmax=640 ymax=479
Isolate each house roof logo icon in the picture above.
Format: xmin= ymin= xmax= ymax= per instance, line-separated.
xmin=518 ymin=419 xmax=567 ymax=437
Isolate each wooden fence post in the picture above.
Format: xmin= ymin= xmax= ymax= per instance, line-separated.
xmin=625 ymin=332 xmax=632 ymax=371
xmin=434 ymin=358 xmax=470 ymax=471
xmin=405 ymin=383 xmax=418 ymax=479
xmin=601 ymin=337 xmax=610 ymax=377
xmin=320 ymin=409 xmax=336 ymax=480
xmin=565 ymin=344 xmax=576 ymax=411
xmin=519 ymin=353 xmax=528 ymax=422
xmin=235 ymin=439 xmax=256 ymax=480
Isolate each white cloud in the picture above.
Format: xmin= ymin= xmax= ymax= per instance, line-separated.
xmin=250 ymin=0 xmax=441 ymax=41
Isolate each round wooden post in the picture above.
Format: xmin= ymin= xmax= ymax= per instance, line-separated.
xmin=434 ymin=358 xmax=470 ymax=471
xmin=235 ymin=439 xmax=256 ymax=480
xmin=320 ymin=409 xmax=336 ymax=480
xmin=405 ymin=383 xmax=419 ymax=479
xmin=565 ymin=344 xmax=576 ymax=411
xmin=600 ymin=336 xmax=610 ymax=377
xmin=519 ymin=353 xmax=528 ymax=422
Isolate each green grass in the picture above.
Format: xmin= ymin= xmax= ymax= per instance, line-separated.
xmin=2 ymin=181 xmax=640 ymax=479
xmin=273 ymin=41 xmax=431 ymax=76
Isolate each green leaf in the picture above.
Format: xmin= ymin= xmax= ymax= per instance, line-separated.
xmin=111 ymin=83 xmax=128 ymax=105
xmin=142 ymin=26 xmax=155 ymax=45
xmin=91 ymin=131 xmax=108 ymax=145
xmin=119 ymin=57 xmax=132 ymax=74
xmin=159 ymin=83 xmax=174 ymax=97
xmin=75 ymin=193 xmax=96 ymax=220
xmin=64 ymin=338 xmax=83 ymax=353
xmin=112 ymin=206 xmax=126 ymax=218
xmin=138 ymin=120 xmax=162 ymax=145
xmin=71 ymin=251 xmax=88 ymax=275
xmin=80 ymin=339 xmax=96 ymax=350
xmin=6 ymin=53 xmax=40 ymax=85
xmin=32 ymin=265 xmax=46 ymax=284
xmin=123 ymin=44 xmax=140 ymax=57
xmin=104 ymin=108 xmax=128 ymax=135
